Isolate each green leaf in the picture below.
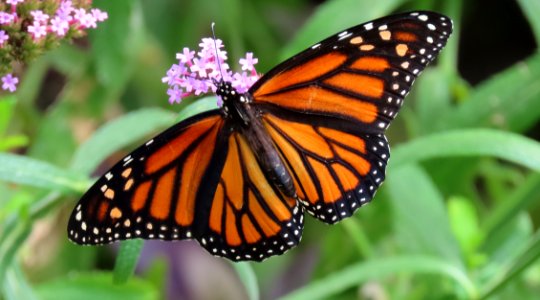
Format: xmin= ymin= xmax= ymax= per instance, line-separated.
xmin=0 ymin=135 xmax=29 ymax=152
xmin=438 ymin=53 xmax=540 ymax=132
xmin=516 ymin=0 xmax=540 ymax=45
xmin=113 ymin=240 xmax=144 ymax=284
xmin=280 ymin=0 xmax=406 ymax=60
xmin=0 ymin=216 xmax=32 ymax=286
xmin=2 ymin=263 xmax=38 ymax=300
xmin=414 ymin=68 xmax=453 ymax=135
xmin=391 ymin=129 xmax=540 ymax=171
xmin=175 ymin=96 xmax=219 ymax=122
xmin=0 ymin=95 xmax=16 ymax=136
xmin=484 ymin=173 xmax=540 ymax=236
xmin=35 ymin=272 xmax=158 ymax=300
xmin=386 ymin=164 xmax=463 ymax=267
xmin=480 ymin=229 xmax=540 ymax=299
xmin=0 ymin=153 xmax=89 ymax=192
xmin=447 ymin=196 xmax=483 ymax=260
xmin=90 ymin=0 xmax=145 ymax=91
xmin=232 ymin=262 xmax=259 ymax=300
xmin=279 ymin=255 xmax=477 ymax=300
xmin=70 ymin=108 xmax=176 ymax=175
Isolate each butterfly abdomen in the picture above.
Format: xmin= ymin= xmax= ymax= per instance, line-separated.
xmin=240 ymin=101 xmax=296 ymax=198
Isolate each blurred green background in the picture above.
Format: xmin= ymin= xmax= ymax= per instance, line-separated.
xmin=2 ymin=0 xmax=540 ymax=299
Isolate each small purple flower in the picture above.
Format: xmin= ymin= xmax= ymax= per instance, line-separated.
xmin=56 ymin=1 xmax=74 ymax=22
xmin=176 ymin=47 xmax=195 ymax=64
xmin=30 ymin=10 xmax=49 ymax=23
xmin=77 ymin=11 xmax=97 ymax=28
xmin=28 ymin=21 xmax=47 ymax=40
xmin=0 ymin=30 xmax=8 ymax=46
xmin=91 ymin=9 xmax=108 ymax=22
xmin=0 ymin=12 xmax=15 ymax=24
xmin=2 ymin=74 xmax=19 ymax=92
xmin=50 ymin=16 xmax=70 ymax=36
xmin=167 ymin=85 xmax=183 ymax=104
xmin=239 ymin=53 xmax=258 ymax=72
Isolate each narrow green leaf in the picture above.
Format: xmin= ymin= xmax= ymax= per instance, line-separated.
xmin=438 ymin=53 xmax=540 ymax=132
xmin=0 ymin=153 xmax=89 ymax=192
xmin=2 ymin=263 xmax=38 ymax=300
xmin=36 ymin=272 xmax=158 ymax=300
xmin=113 ymin=240 xmax=144 ymax=284
xmin=386 ymin=164 xmax=463 ymax=267
xmin=0 ymin=135 xmax=29 ymax=152
xmin=414 ymin=68 xmax=453 ymax=135
xmin=391 ymin=129 xmax=540 ymax=171
xmin=280 ymin=0 xmax=406 ymax=60
xmin=447 ymin=196 xmax=483 ymax=257
xmin=0 ymin=95 xmax=16 ymax=136
xmin=480 ymin=229 xmax=540 ymax=299
xmin=175 ymin=96 xmax=219 ymax=122
xmin=90 ymin=0 xmax=144 ymax=91
xmin=516 ymin=0 xmax=540 ymax=45
xmin=0 ymin=218 xmax=32 ymax=286
xmin=279 ymin=255 xmax=477 ymax=300
xmin=484 ymin=173 xmax=540 ymax=236
xmin=232 ymin=262 xmax=259 ymax=300
xmin=70 ymin=108 xmax=176 ymax=175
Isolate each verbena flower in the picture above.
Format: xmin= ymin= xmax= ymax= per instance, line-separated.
xmin=0 ymin=0 xmax=108 ymax=94
xmin=162 ymin=36 xmax=260 ymax=106
xmin=1 ymin=74 xmax=18 ymax=92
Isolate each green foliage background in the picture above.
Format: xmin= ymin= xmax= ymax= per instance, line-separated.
xmin=2 ymin=0 xmax=540 ymax=299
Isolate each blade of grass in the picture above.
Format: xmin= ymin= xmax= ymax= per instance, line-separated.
xmin=36 ymin=272 xmax=158 ymax=300
xmin=113 ymin=240 xmax=144 ymax=284
xmin=2 ymin=263 xmax=38 ymax=300
xmin=438 ymin=53 xmax=540 ymax=132
xmin=484 ymin=173 xmax=540 ymax=237
xmin=279 ymin=255 xmax=477 ymax=300
xmin=387 ymin=164 xmax=463 ymax=267
xmin=391 ymin=129 xmax=540 ymax=171
xmin=70 ymin=108 xmax=176 ymax=175
xmin=516 ymin=0 xmax=540 ymax=45
xmin=231 ymin=262 xmax=259 ymax=300
xmin=0 ymin=153 xmax=89 ymax=192
xmin=480 ymin=229 xmax=540 ymax=299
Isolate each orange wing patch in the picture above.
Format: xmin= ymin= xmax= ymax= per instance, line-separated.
xmin=350 ymin=57 xmax=390 ymax=72
xmin=257 ymin=87 xmax=379 ymax=124
xmin=255 ymin=52 xmax=347 ymax=97
xmin=324 ymin=73 xmax=384 ymax=98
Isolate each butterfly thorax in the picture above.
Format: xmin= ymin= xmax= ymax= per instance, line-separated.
xmin=216 ymin=80 xmax=296 ymax=198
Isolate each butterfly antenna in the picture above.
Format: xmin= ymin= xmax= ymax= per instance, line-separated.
xmin=211 ymin=22 xmax=224 ymax=83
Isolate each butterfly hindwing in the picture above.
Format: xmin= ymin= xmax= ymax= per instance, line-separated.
xmin=262 ymin=112 xmax=389 ymax=223
xmin=200 ymin=132 xmax=303 ymax=261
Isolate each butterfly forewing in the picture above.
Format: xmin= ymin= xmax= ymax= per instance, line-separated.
xmin=251 ymin=11 xmax=453 ymax=130
xmin=68 ymin=111 xmax=226 ymax=245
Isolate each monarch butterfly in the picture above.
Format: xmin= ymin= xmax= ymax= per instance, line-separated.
xmin=68 ymin=11 xmax=453 ymax=261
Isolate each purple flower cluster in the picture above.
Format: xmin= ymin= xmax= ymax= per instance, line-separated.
xmin=163 ymin=37 xmax=260 ymax=106
xmin=0 ymin=0 xmax=108 ymax=93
